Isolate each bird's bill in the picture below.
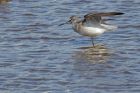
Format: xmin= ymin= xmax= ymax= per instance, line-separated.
xmin=58 ymin=20 xmax=71 ymax=26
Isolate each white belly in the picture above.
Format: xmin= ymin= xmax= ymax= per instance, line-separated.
xmin=75 ymin=26 xmax=106 ymax=37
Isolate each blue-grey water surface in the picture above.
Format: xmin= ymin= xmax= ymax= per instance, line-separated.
xmin=0 ymin=0 xmax=140 ymax=93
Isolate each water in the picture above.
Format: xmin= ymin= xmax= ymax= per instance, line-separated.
xmin=0 ymin=0 xmax=140 ymax=93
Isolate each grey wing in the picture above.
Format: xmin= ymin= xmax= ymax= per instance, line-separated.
xmin=83 ymin=12 xmax=124 ymax=26
xmin=89 ymin=15 xmax=102 ymax=23
xmin=83 ymin=14 xmax=104 ymax=27
xmin=85 ymin=12 xmax=124 ymax=17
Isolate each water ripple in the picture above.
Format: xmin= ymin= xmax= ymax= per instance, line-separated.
xmin=0 ymin=0 xmax=140 ymax=93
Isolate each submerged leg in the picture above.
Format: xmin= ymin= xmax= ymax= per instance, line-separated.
xmin=91 ymin=37 xmax=94 ymax=46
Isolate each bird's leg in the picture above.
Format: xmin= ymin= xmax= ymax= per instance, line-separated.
xmin=91 ymin=37 xmax=94 ymax=47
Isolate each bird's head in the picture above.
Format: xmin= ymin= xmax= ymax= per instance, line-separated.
xmin=59 ymin=16 xmax=80 ymax=26
xmin=68 ymin=16 xmax=81 ymax=24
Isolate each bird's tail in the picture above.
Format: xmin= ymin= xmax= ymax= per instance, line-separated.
xmin=101 ymin=24 xmax=118 ymax=31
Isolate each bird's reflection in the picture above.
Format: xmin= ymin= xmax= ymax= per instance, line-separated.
xmin=74 ymin=44 xmax=110 ymax=63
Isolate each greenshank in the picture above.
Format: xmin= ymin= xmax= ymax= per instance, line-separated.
xmin=61 ymin=12 xmax=124 ymax=46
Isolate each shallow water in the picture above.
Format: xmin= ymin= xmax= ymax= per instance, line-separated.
xmin=0 ymin=0 xmax=140 ymax=93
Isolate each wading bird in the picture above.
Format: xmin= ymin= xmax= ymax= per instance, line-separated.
xmin=60 ymin=12 xmax=124 ymax=46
